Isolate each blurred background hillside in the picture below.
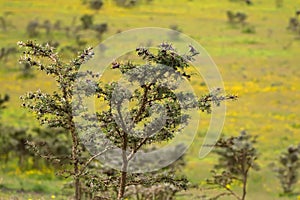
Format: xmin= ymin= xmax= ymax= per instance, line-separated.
xmin=0 ymin=0 xmax=299 ymax=199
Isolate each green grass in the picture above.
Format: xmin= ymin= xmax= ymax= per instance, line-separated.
xmin=0 ymin=159 xmax=70 ymax=199
xmin=0 ymin=0 xmax=300 ymax=199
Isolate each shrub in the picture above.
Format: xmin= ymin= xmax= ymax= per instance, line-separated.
xmin=169 ymin=25 xmax=181 ymax=40
xmin=26 ymin=20 xmax=39 ymax=37
xmin=114 ymin=0 xmax=137 ymax=7
xmin=89 ymin=0 xmax=104 ymax=10
xmin=274 ymin=144 xmax=300 ymax=194
xmin=241 ymin=25 xmax=256 ymax=34
xmin=80 ymin=14 xmax=94 ymax=30
xmin=92 ymin=23 xmax=108 ymax=39
xmin=226 ymin=11 xmax=248 ymax=25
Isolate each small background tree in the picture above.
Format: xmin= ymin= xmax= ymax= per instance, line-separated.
xmin=202 ymin=131 xmax=259 ymax=200
xmin=0 ymin=94 xmax=10 ymax=162
xmin=274 ymin=144 xmax=300 ymax=195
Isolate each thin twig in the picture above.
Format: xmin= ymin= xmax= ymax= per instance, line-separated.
xmin=77 ymin=146 xmax=111 ymax=177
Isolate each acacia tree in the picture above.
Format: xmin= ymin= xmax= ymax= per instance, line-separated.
xmin=203 ymin=131 xmax=259 ymax=200
xmin=18 ymin=41 xmax=109 ymax=200
xmin=77 ymin=43 xmax=237 ymax=199
xmin=19 ymin=41 xmax=236 ymax=199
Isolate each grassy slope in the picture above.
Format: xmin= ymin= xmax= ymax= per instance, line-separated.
xmin=0 ymin=0 xmax=300 ymax=199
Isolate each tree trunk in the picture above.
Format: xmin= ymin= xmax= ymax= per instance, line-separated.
xmin=75 ymin=176 xmax=80 ymax=200
xmin=118 ymin=170 xmax=127 ymax=199
xmin=70 ymin=120 xmax=80 ymax=200
xmin=242 ymin=173 xmax=247 ymax=200
xmin=118 ymin=144 xmax=128 ymax=200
